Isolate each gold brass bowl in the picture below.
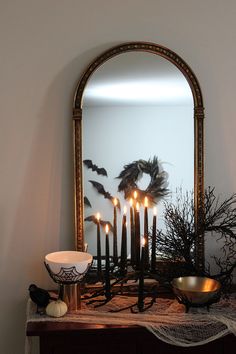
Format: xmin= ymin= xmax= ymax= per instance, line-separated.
xmin=171 ymin=276 xmax=221 ymax=306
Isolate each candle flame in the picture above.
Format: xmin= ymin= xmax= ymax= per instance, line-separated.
xmin=113 ymin=198 xmax=118 ymax=206
xmin=105 ymin=224 xmax=109 ymax=234
xmin=141 ymin=237 xmax=145 ymax=247
xmin=129 ymin=198 xmax=133 ymax=207
xmin=153 ymin=207 xmax=157 ymax=216
xmin=123 ymin=205 xmax=127 ymax=214
xmin=96 ymin=212 xmax=100 ymax=221
xmin=144 ymin=196 xmax=148 ymax=208
xmin=134 ymin=191 xmax=137 ymax=200
xmin=136 ymin=202 xmax=140 ymax=211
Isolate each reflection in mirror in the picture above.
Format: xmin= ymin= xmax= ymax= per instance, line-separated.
xmin=82 ymin=52 xmax=194 ymax=259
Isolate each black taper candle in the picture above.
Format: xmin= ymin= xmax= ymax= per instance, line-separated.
xmin=113 ymin=198 xmax=118 ymax=265
xmin=96 ymin=213 xmax=102 ymax=279
xmin=120 ymin=206 xmax=127 ymax=274
xmin=130 ymin=198 xmax=135 ymax=265
xmin=151 ymin=207 xmax=157 ymax=272
xmin=105 ymin=224 xmax=111 ymax=299
xmin=135 ymin=202 xmax=140 ymax=268
xmin=143 ymin=197 xmax=149 ymax=269
xmin=138 ymin=238 xmax=145 ymax=312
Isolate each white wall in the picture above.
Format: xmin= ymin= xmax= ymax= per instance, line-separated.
xmin=1 ymin=1 xmax=236 ymax=353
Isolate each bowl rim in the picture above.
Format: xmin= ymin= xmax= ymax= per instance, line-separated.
xmin=45 ymin=250 xmax=93 ymax=265
xmin=171 ymin=276 xmax=221 ymax=293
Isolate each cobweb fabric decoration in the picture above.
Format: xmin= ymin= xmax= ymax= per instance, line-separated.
xmin=146 ymin=317 xmax=230 ymax=347
xmin=26 ymin=295 xmax=236 ymax=350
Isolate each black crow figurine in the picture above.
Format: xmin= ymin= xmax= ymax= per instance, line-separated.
xmin=28 ymin=284 xmax=56 ymax=313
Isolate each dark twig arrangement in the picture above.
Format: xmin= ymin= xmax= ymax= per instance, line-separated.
xmin=156 ymin=187 xmax=236 ymax=291
xmin=156 ymin=190 xmax=196 ymax=269
xmin=117 ymin=156 xmax=169 ymax=205
xmin=203 ymin=187 xmax=236 ymax=292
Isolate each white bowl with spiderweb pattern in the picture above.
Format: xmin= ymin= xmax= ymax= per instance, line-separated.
xmin=45 ymin=251 xmax=93 ymax=282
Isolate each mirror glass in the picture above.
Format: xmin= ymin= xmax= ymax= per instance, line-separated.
xmin=82 ymin=51 xmax=194 ymax=257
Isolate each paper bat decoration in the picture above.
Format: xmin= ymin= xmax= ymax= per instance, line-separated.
xmin=84 ymin=215 xmax=114 ymax=233
xmin=83 ymin=159 xmax=108 ymax=176
xmin=84 ymin=196 xmax=92 ymax=208
xmin=89 ymin=180 xmax=121 ymax=210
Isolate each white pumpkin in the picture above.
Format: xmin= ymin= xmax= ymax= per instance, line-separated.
xmin=46 ymin=300 xmax=68 ymax=317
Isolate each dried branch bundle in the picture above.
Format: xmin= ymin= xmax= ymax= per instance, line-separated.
xmin=204 ymin=187 xmax=236 ymax=291
xmin=156 ymin=190 xmax=196 ymax=270
xmin=156 ymin=187 xmax=236 ymax=290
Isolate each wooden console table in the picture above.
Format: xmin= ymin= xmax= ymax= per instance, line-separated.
xmin=26 ymin=320 xmax=236 ymax=354
xmin=26 ymin=295 xmax=236 ymax=354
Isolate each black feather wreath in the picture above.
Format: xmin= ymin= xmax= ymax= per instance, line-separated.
xmin=117 ymin=156 xmax=169 ymax=205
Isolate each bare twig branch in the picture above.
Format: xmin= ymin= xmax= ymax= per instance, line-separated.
xmin=155 ymin=187 xmax=236 ymax=292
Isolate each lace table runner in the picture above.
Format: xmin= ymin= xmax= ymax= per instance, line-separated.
xmin=26 ymin=294 xmax=236 ymax=353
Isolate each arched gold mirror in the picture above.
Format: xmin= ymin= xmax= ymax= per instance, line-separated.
xmin=73 ymin=42 xmax=204 ymax=271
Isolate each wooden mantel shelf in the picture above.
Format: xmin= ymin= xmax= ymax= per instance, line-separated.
xmin=26 ymin=295 xmax=236 ymax=354
xmin=27 ymin=320 xmax=140 ymax=335
xmin=26 ymin=317 xmax=236 ymax=354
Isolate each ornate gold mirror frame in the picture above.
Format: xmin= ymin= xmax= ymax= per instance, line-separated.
xmin=72 ymin=42 xmax=205 ymax=271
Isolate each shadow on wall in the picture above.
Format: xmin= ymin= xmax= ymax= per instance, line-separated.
xmin=9 ymin=42 xmax=121 ymax=285
xmin=0 ymin=42 xmax=122 ymax=354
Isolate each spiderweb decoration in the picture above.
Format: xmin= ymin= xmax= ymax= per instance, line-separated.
xmin=45 ymin=262 xmax=92 ymax=284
